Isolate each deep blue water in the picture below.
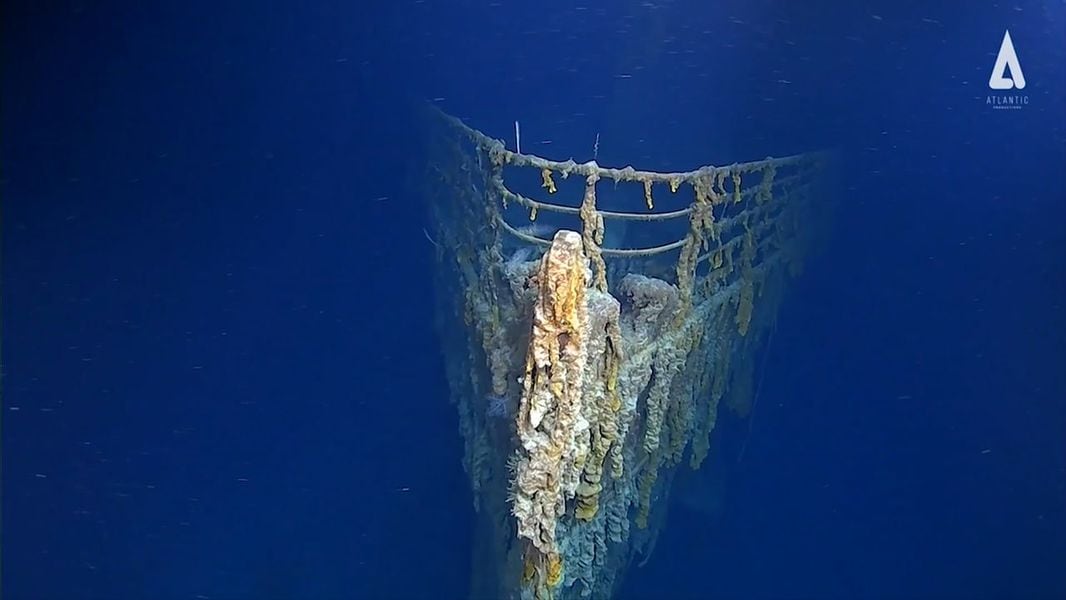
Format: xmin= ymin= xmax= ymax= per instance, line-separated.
xmin=3 ymin=1 xmax=1064 ymax=599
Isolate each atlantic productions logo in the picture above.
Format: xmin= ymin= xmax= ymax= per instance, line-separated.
xmin=986 ymin=30 xmax=1028 ymax=110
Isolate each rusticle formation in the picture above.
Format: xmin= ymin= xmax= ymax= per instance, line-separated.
xmin=423 ymin=106 xmax=833 ymax=599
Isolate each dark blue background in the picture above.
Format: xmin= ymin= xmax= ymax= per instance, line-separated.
xmin=3 ymin=1 xmax=1064 ymax=598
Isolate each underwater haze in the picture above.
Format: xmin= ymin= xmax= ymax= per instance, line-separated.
xmin=3 ymin=1 xmax=1065 ymax=599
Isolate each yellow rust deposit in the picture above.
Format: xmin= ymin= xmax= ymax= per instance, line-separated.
xmin=511 ymin=230 xmax=588 ymax=578
xmin=578 ymin=174 xmax=608 ymax=292
xmin=736 ymin=226 xmax=757 ymax=336
xmin=642 ymin=179 xmax=654 ymax=210
xmin=546 ymin=553 xmax=564 ymax=587
xmin=541 ymin=168 xmax=558 ymax=194
xmin=576 ymin=317 xmax=622 ymax=521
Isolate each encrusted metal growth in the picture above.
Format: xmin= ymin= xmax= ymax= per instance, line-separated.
xmin=424 ymin=106 xmax=832 ymax=600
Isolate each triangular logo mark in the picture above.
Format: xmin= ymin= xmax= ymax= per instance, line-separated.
xmin=989 ymin=30 xmax=1025 ymax=90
